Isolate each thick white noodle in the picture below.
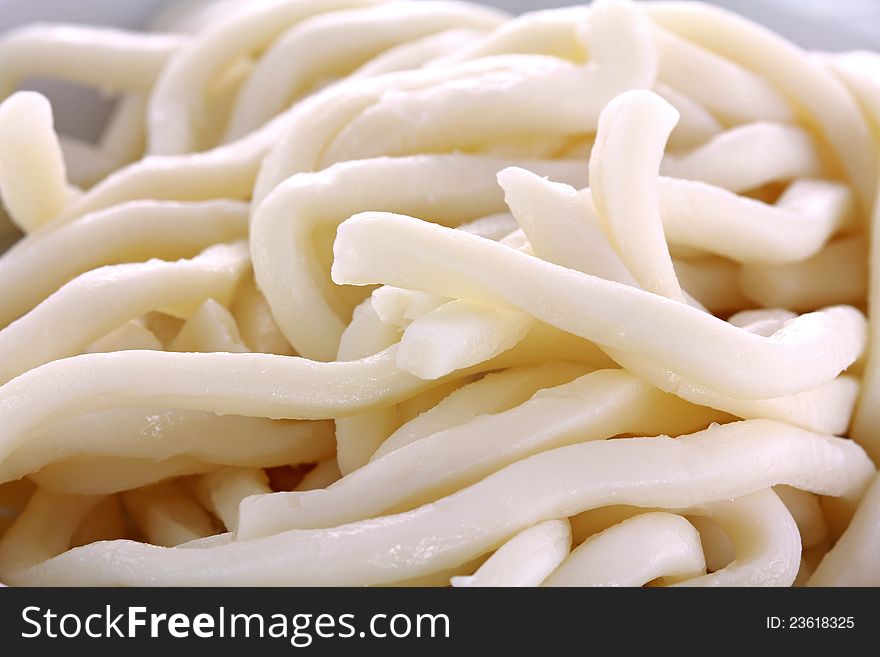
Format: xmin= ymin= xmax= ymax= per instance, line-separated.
xmin=251 ymin=154 xmax=587 ymax=359
xmin=6 ymin=420 xmax=873 ymax=585
xmin=333 ymin=297 xmax=403 ymax=474
xmin=590 ymin=89 xmax=683 ymax=300
xmin=740 ymin=236 xmax=868 ymax=312
xmin=252 ymin=0 xmax=654 ymax=200
xmin=0 ymin=241 xmax=249 ymax=384
xmin=122 ymin=481 xmax=215 ymax=547
xmin=333 ymin=213 xmax=866 ymax=399
xmin=223 ymin=1 xmax=505 ymax=141
xmin=374 ymin=362 xmax=591 ymax=459
xmin=2 ymin=410 xmax=334 ymax=488
xmin=169 ymin=299 xmax=249 ymax=353
xmin=660 ymin=122 xmax=824 ymax=193
xmin=775 ymin=485 xmax=826 ymax=548
xmin=194 ymin=468 xmax=272 ymax=531
xmin=828 ymin=52 xmax=880 ymax=461
xmin=645 ymin=1 xmax=877 ymax=204
xmin=0 ymin=92 xmax=69 ymax=232
xmin=231 ymin=274 xmax=295 ymax=355
xmin=51 ymin=110 xmax=290 ymax=227
xmin=235 ymin=368 xmax=723 ymax=538
xmin=0 ymin=0 xmax=878 ymax=589
xmin=503 ymin=171 xmax=859 ymax=435
xmin=452 ymin=519 xmax=571 ymax=587
xmin=0 ymin=200 xmax=249 ymax=327
xmin=0 ymin=489 xmax=103 ymax=575
xmin=0 ymin=321 xmax=606 ymax=456
xmin=672 ymin=489 xmax=801 ymax=587
xmin=543 ymin=512 xmax=705 ymax=587
xmin=0 ymin=24 xmax=185 ymax=98
xmin=87 ymin=321 xmax=163 ymax=354
xmin=319 ymin=6 xmax=655 ymax=168
xmin=349 ymin=28 xmax=484 ymax=79
xmin=99 ymin=93 xmax=148 ymax=165
xmin=295 ymin=459 xmax=342 ymax=491
xmin=147 ymin=0 xmax=388 ymax=154
xmin=653 ymin=83 xmax=721 ymax=150
xmin=396 ymin=301 xmax=533 ymax=379
xmin=809 ymin=473 xmax=880 ymax=586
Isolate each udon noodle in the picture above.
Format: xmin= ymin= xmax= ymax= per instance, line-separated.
xmin=0 ymin=0 xmax=878 ymax=587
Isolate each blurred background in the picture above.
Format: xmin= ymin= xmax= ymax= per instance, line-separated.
xmin=1 ymin=0 xmax=878 ymax=142
xmin=493 ymin=0 xmax=880 ymax=51
xmin=2 ymin=0 xmax=879 ymax=50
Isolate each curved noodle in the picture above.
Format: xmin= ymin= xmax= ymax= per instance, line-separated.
xmin=333 ymin=213 xmax=866 ymax=399
xmin=542 ymin=512 xmax=705 ymax=587
xmin=6 ymin=420 xmax=873 ymax=585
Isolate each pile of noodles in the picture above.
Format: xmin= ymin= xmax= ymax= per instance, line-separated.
xmin=0 ymin=0 xmax=878 ymax=586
